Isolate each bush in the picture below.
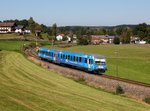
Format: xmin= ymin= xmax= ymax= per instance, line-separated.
xmin=116 ymin=85 xmax=124 ymax=94
xmin=144 ymin=97 xmax=150 ymax=104
xmin=29 ymin=42 xmax=36 ymax=48
xmin=77 ymin=37 xmax=89 ymax=45
xmin=113 ymin=37 xmax=120 ymax=44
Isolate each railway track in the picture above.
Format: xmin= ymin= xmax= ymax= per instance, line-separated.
xmin=25 ymin=48 xmax=150 ymax=88
xmin=101 ymin=74 xmax=150 ymax=88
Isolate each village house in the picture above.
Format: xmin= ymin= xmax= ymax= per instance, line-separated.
xmin=130 ymin=36 xmax=146 ymax=44
xmin=56 ymin=34 xmax=65 ymax=41
xmin=0 ymin=22 xmax=16 ymax=33
xmin=91 ymin=35 xmax=102 ymax=45
xmin=24 ymin=27 xmax=31 ymax=33
xmin=91 ymin=35 xmax=115 ymax=44
xmin=72 ymin=34 xmax=77 ymax=43
xmin=15 ymin=25 xmax=25 ymax=33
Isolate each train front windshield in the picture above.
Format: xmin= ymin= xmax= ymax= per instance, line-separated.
xmin=95 ymin=59 xmax=106 ymax=65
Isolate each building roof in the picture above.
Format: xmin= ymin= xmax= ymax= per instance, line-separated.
xmin=58 ymin=34 xmax=65 ymax=36
xmin=91 ymin=35 xmax=116 ymax=40
xmin=15 ymin=25 xmax=24 ymax=29
xmin=0 ymin=22 xmax=15 ymax=27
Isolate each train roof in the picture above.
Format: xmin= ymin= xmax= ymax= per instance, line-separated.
xmin=39 ymin=47 xmax=105 ymax=59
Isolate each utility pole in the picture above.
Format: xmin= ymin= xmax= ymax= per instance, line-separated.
xmin=115 ymin=50 xmax=118 ymax=77
xmin=35 ymin=32 xmax=38 ymax=48
xmin=52 ymin=36 xmax=54 ymax=47
xmin=35 ymin=30 xmax=41 ymax=49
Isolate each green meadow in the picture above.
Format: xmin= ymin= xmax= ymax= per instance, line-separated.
xmin=47 ymin=44 xmax=150 ymax=84
xmin=0 ymin=40 xmax=29 ymax=52
xmin=0 ymin=51 xmax=149 ymax=111
xmin=0 ymin=34 xmax=21 ymax=40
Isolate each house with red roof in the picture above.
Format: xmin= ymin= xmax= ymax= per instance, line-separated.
xmin=56 ymin=34 xmax=65 ymax=40
xmin=0 ymin=22 xmax=16 ymax=33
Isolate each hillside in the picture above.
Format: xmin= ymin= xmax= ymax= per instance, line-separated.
xmin=0 ymin=51 xmax=149 ymax=111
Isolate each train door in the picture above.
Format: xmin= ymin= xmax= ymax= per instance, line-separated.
xmin=54 ymin=51 xmax=59 ymax=62
xmin=88 ymin=58 xmax=94 ymax=71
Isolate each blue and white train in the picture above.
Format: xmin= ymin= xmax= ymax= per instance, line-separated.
xmin=38 ymin=48 xmax=107 ymax=73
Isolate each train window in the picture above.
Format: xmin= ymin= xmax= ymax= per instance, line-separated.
xmin=68 ymin=55 xmax=70 ymax=60
xmin=85 ymin=58 xmax=87 ymax=63
xmin=46 ymin=52 xmax=48 ymax=56
xmin=61 ymin=54 xmax=63 ymax=58
xmin=58 ymin=54 xmax=60 ymax=58
xmin=89 ymin=59 xmax=93 ymax=64
xmin=63 ymin=55 xmax=65 ymax=59
xmin=66 ymin=55 xmax=68 ymax=59
xmin=79 ymin=57 xmax=82 ymax=62
xmin=45 ymin=52 xmax=47 ymax=55
xmin=76 ymin=57 xmax=78 ymax=62
xmin=73 ymin=56 xmax=75 ymax=61
xmin=70 ymin=56 xmax=72 ymax=61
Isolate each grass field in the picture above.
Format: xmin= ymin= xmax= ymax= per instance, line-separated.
xmin=0 ymin=33 xmax=35 ymax=40
xmin=0 ymin=34 xmax=21 ymax=40
xmin=46 ymin=44 xmax=150 ymax=84
xmin=0 ymin=40 xmax=30 ymax=52
xmin=0 ymin=51 xmax=149 ymax=111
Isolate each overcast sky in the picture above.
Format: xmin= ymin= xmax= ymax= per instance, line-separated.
xmin=0 ymin=0 xmax=150 ymax=26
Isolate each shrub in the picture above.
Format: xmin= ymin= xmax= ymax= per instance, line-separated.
xmin=144 ymin=97 xmax=150 ymax=104
xmin=116 ymin=85 xmax=124 ymax=94
xmin=113 ymin=37 xmax=120 ymax=44
xmin=29 ymin=42 xmax=36 ymax=48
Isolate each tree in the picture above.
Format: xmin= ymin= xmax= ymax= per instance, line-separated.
xmin=121 ymin=28 xmax=132 ymax=44
xmin=102 ymin=28 xmax=107 ymax=35
xmin=51 ymin=23 xmax=57 ymax=45
xmin=116 ymin=27 xmax=123 ymax=36
xmin=77 ymin=36 xmax=89 ymax=45
xmin=108 ymin=29 xmax=115 ymax=35
xmin=35 ymin=24 xmax=42 ymax=31
xmin=47 ymin=27 xmax=52 ymax=35
xmin=133 ymin=23 xmax=148 ymax=39
xmin=18 ymin=19 xmax=28 ymax=26
xmin=41 ymin=24 xmax=48 ymax=33
xmin=52 ymin=23 xmax=57 ymax=39
xmin=28 ymin=17 xmax=36 ymax=33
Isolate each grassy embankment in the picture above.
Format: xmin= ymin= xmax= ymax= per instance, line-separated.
xmin=0 ymin=33 xmax=21 ymax=40
xmin=0 ymin=40 xmax=29 ymax=52
xmin=46 ymin=45 xmax=150 ymax=84
xmin=0 ymin=51 xmax=150 ymax=111
xmin=0 ymin=33 xmax=35 ymax=40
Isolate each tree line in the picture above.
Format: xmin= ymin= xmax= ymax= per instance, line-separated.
xmin=2 ymin=17 xmax=150 ymax=43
